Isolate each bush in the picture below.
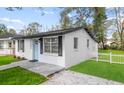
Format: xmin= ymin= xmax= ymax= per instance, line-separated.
xmin=13 ymin=55 xmax=16 ymax=58
xmin=17 ymin=56 xmax=21 ymax=59
xmin=104 ymin=45 xmax=109 ymax=49
xmin=110 ymin=44 xmax=118 ymax=50
xmin=21 ymin=57 xmax=26 ymax=60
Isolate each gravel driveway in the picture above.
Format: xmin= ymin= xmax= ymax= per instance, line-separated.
xmin=43 ymin=70 xmax=122 ymax=85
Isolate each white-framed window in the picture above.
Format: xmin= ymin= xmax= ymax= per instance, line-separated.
xmin=44 ymin=37 xmax=58 ymax=54
xmin=8 ymin=42 xmax=12 ymax=48
xmin=74 ymin=37 xmax=78 ymax=49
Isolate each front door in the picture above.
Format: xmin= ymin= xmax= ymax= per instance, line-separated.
xmin=33 ymin=40 xmax=38 ymax=61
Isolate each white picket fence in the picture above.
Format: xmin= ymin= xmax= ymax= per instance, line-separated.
xmin=91 ymin=52 xmax=124 ymax=64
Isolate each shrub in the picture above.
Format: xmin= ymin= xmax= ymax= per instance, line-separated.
xmin=17 ymin=56 xmax=21 ymax=59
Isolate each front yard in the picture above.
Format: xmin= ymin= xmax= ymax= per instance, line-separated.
xmin=69 ymin=60 xmax=124 ymax=83
xmin=0 ymin=56 xmax=48 ymax=85
xmin=0 ymin=55 xmax=21 ymax=66
xmin=99 ymin=49 xmax=124 ymax=54
xmin=98 ymin=49 xmax=124 ymax=63
xmin=1 ymin=50 xmax=124 ymax=84
xmin=0 ymin=66 xmax=47 ymax=85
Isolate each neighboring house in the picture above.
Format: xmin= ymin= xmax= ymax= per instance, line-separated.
xmin=13 ymin=27 xmax=98 ymax=68
xmin=110 ymin=42 xmax=118 ymax=46
xmin=105 ymin=39 xmax=119 ymax=48
xmin=0 ymin=34 xmax=15 ymax=55
xmin=106 ymin=39 xmax=115 ymax=46
xmin=98 ymin=39 xmax=118 ymax=49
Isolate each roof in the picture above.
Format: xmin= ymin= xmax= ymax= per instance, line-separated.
xmin=13 ymin=27 xmax=98 ymax=42
xmin=0 ymin=34 xmax=22 ymax=39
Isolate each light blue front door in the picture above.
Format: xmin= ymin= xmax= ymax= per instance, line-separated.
xmin=33 ymin=40 xmax=38 ymax=60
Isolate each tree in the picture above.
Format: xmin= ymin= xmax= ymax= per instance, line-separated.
xmin=19 ymin=29 xmax=25 ymax=35
xmin=60 ymin=7 xmax=92 ymax=29
xmin=112 ymin=32 xmax=120 ymax=43
xmin=19 ymin=22 xmax=42 ymax=35
xmin=114 ymin=8 xmax=124 ymax=50
xmin=0 ymin=24 xmax=8 ymax=35
xmin=27 ymin=22 xmax=42 ymax=35
xmin=104 ymin=7 xmax=124 ymax=50
xmin=93 ymin=7 xmax=107 ymax=49
xmin=60 ymin=7 xmax=107 ymax=49
xmin=8 ymin=28 xmax=16 ymax=35
xmin=60 ymin=13 xmax=72 ymax=29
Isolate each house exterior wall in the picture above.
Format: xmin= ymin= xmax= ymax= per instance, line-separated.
xmin=14 ymin=28 xmax=98 ymax=68
xmin=0 ymin=39 xmax=13 ymax=55
xmin=64 ymin=29 xmax=98 ymax=68
xmin=38 ymin=36 xmax=65 ymax=67
xmin=15 ymin=39 xmax=33 ymax=60
xmin=15 ymin=37 xmax=66 ymax=67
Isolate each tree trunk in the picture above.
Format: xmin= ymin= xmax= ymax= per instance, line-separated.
xmin=120 ymin=34 xmax=124 ymax=50
xmin=101 ymin=40 xmax=106 ymax=49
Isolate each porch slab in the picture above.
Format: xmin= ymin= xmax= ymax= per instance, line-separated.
xmin=0 ymin=60 xmax=64 ymax=77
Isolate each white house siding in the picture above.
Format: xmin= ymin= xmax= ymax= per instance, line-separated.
xmin=15 ymin=39 xmax=33 ymax=60
xmin=64 ymin=29 xmax=98 ymax=68
xmin=14 ymin=29 xmax=98 ymax=68
xmin=38 ymin=36 xmax=66 ymax=67
xmin=0 ymin=39 xmax=13 ymax=55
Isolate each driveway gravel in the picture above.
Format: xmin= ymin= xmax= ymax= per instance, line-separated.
xmin=43 ymin=70 xmax=122 ymax=85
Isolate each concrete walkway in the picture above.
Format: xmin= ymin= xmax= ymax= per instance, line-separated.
xmin=43 ymin=70 xmax=122 ymax=85
xmin=0 ymin=61 xmax=122 ymax=85
xmin=0 ymin=60 xmax=64 ymax=77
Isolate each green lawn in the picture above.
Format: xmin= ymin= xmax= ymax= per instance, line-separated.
xmin=0 ymin=55 xmax=21 ymax=66
xmin=99 ymin=49 xmax=124 ymax=54
xmin=69 ymin=60 xmax=124 ymax=83
xmin=98 ymin=49 xmax=124 ymax=63
xmin=0 ymin=67 xmax=47 ymax=85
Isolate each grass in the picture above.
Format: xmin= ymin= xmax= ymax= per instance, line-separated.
xmin=0 ymin=55 xmax=21 ymax=66
xmin=0 ymin=66 xmax=47 ymax=85
xmin=69 ymin=60 xmax=124 ymax=83
xmin=98 ymin=49 xmax=124 ymax=63
xmin=99 ymin=49 xmax=124 ymax=54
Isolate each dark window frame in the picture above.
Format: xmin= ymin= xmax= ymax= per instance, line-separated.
xmin=43 ymin=37 xmax=58 ymax=54
xmin=18 ymin=40 xmax=24 ymax=52
xmin=74 ymin=37 xmax=78 ymax=49
xmin=87 ymin=39 xmax=89 ymax=48
xmin=8 ymin=42 xmax=12 ymax=48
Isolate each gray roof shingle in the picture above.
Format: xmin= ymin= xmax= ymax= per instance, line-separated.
xmin=13 ymin=27 xmax=97 ymax=42
xmin=0 ymin=34 xmax=22 ymax=39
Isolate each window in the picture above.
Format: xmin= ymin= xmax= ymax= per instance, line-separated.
xmin=0 ymin=41 xmax=3 ymax=49
xmin=44 ymin=37 xmax=58 ymax=53
xmin=74 ymin=37 xmax=78 ymax=49
xmin=87 ymin=39 xmax=89 ymax=48
xmin=8 ymin=42 xmax=12 ymax=48
xmin=18 ymin=40 xmax=24 ymax=52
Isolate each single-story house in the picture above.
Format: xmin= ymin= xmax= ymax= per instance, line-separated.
xmin=0 ymin=34 xmax=16 ymax=55
xmin=13 ymin=27 xmax=98 ymax=68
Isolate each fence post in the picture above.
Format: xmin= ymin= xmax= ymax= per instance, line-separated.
xmin=110 ymin=52 xmax=112 ymax=63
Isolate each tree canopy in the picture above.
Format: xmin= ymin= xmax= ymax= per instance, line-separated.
xmin=0 ymin=24 xmax=8 ymax=35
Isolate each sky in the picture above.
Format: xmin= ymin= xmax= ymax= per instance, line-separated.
xmin=0 ymin=7 xmax=123 ymax=38
xmin=0 ymin=7 xmax=61 ymax=32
